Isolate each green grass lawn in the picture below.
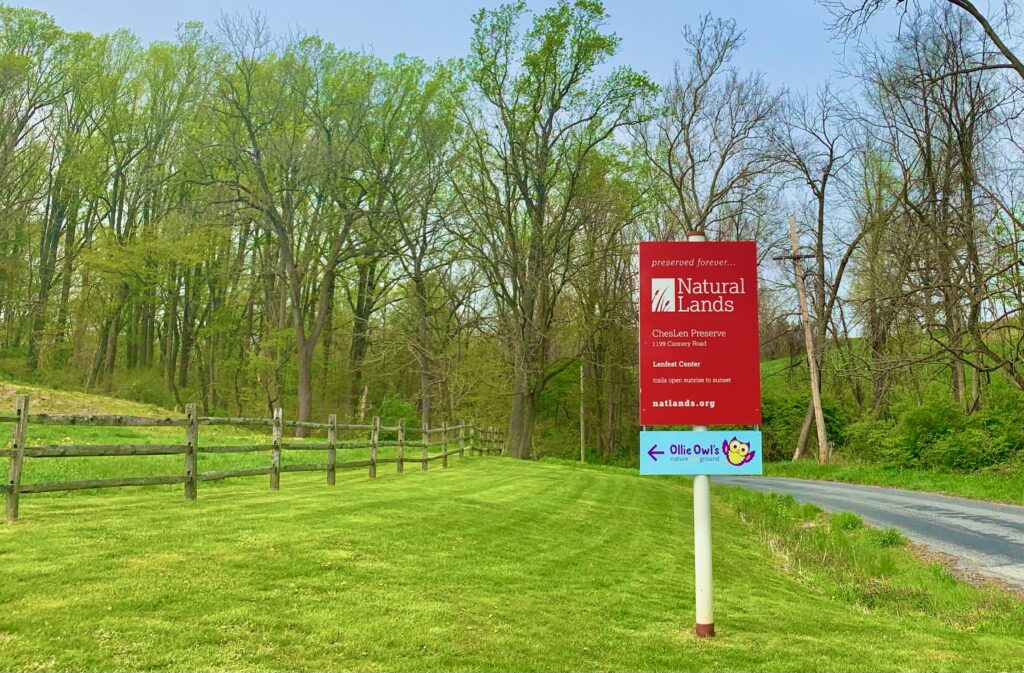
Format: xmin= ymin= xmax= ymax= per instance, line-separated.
xmin=3 ymin=458 xmax=1024 ymax=672
xmin=765 ymin=460 xmax=1024 ymax=505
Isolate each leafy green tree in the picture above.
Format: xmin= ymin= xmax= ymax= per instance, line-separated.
xmin=211 ymin=17 xmax=377 ymax=433
xmin=457 ymin=0 xmax=655 ymax=457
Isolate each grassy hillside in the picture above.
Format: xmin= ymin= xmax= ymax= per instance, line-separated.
xmin=0 ymin=378 xmax=420 ymax=487
xmin=2 ymin=459 xmax=1023 ymax=672
xmin=757 ymin=355 xmax=1024 ymax=503
xmin=0 ymin=379 xmax=175 ymax=416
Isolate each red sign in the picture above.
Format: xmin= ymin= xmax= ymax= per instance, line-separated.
xmin=639 ymin=240 xmax=761 ymax=426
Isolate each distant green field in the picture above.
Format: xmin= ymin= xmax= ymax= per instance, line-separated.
xmin=3 ymin=459 xmax=1024 ymax=672
xmin=765 ymin=460 xmax=1024 ymax=505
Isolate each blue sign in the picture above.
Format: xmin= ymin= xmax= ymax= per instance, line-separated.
xmin=640 ymin=430 xmax=763 ymax=475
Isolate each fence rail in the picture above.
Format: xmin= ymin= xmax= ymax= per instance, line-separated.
xmin=27 ymin=413 xmax=188 ymax=427
xmin=1 ymin=394 xmax=507 ymax=522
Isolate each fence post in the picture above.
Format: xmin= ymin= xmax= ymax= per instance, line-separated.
xmin=270 ymin=407 xmax=282 ymax=490
xmin=459 ymin=420 xmax=466 ymax=459
xmin=369 ymin=416 xmax=379 ymax=479
xmin=5 ymin=394 xmax=29 ymax=523
xmin=422 ymin=422 xmax=429 ymax=472
xmin=184 ymin=403 xmax=198 ymax=501
xmin=442 ymin=424 xmax=449 ymax=468
xmin=327 ymin=414 xmax=337 ymax=486
xmin=397 ymin=418 xmax=405 ymax=474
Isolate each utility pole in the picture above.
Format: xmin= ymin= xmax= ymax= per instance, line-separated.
xmin=774 ymin=217 xmax=828 ymax=464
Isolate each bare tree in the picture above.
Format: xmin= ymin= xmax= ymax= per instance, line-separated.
xmin=822 ymin=0 xmax=1024 ymax=82
xmin=633 ymin=15 xmax=781 ymax=240
xmin=769 ymin=87 xmax=868 ymax=460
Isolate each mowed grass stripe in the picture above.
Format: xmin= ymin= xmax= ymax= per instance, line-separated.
xmin=1 ymin=459 xmax=1023 ymax=672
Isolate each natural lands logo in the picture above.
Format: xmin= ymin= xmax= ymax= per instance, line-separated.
xmin=724 ymin=437 xmax=755 ymax=466
xmin=651 ymin=277 xmax=747 ymax=313
xmin=651 ymin=278 xmax=675 ymax=312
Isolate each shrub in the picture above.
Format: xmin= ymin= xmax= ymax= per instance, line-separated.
xmin=831 ymin=511 xmax=864 ymax=531
xmin=873 ymin=527 xmax=907 ymax=548
xmin=761 ymin=389 xmax=847 ymax=462
xmin=374 ymin=396 xmax=420 ymax=427
xmin=374 ymin=397 xmax=420 ymax=442
xmin=889 ymin=395 xmax=965 ymax=464
xmin=922 ymin=428 xmax=1007 ymax=471
xmin=841 ymin=418 xmax=897 ymax=463
xmin=760 ymin=390 xmax=809 ymax=461
xmin=113 ymin=375 xmax=174 ymax=409
xmin=531 ymin=362 xmax=584 ymax=460
xmin=854 ymin=394 xmax=968 ymax=468
xmin=795 ymin=501 xmax=821 ymax=520
xmin=975 ymin=379 xmax=1024 ymax=458
xmin=832 ymin=382 xmax=1024 ymax=471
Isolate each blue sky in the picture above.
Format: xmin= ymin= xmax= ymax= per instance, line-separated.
xmin=19 ymin=0 xmax=898 ymax=94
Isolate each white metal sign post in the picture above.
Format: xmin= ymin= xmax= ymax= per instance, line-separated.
xmin=692 ymin=425 xmax=714 ymax=637
xmin=689 ymin=232 xmax=714 ymax=639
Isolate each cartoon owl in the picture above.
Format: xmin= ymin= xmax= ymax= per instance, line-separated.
xmin=724 ymin=437 xmax=755 ymax=466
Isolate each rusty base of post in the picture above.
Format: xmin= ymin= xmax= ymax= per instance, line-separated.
xmin=695 ymin=622 xmax=715 ymax=638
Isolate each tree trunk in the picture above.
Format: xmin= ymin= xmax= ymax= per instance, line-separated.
xmin=85 ymin=318 xmax=110 ymax=392
xmin=345 ymin=261 xmax=376 ymax=420
xmin=412 ymin=270 xmax=432 ymax=431
xmin=320 ymin=270 xmax=335 ymax=381
xmin=102 ymin=309 xmax=120 ymax=394
xmin=793 ymin=400 xmax=814 ymax=461
xmin=507 ymin=362 xmax=539 ymax=459
xmin=27 ymin=205 xmax=64 ymax=369
xmin=179 ymin=265 xmax=200 ymax=389
xmin=125 ymin=304 xmax=138 ymax=370
xmin=605 ymin=370 xmax=618 ymax=459
xmin=295 ymin=341 xmax=314 ymax=438
xmin=55 ymin=220 xmax=75 ymax=341
xmin=164 ymin=276 xmax=180 ymax=396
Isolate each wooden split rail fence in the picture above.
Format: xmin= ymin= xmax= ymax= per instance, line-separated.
xmin=1 ymin=394 xmax=507 ymax=522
